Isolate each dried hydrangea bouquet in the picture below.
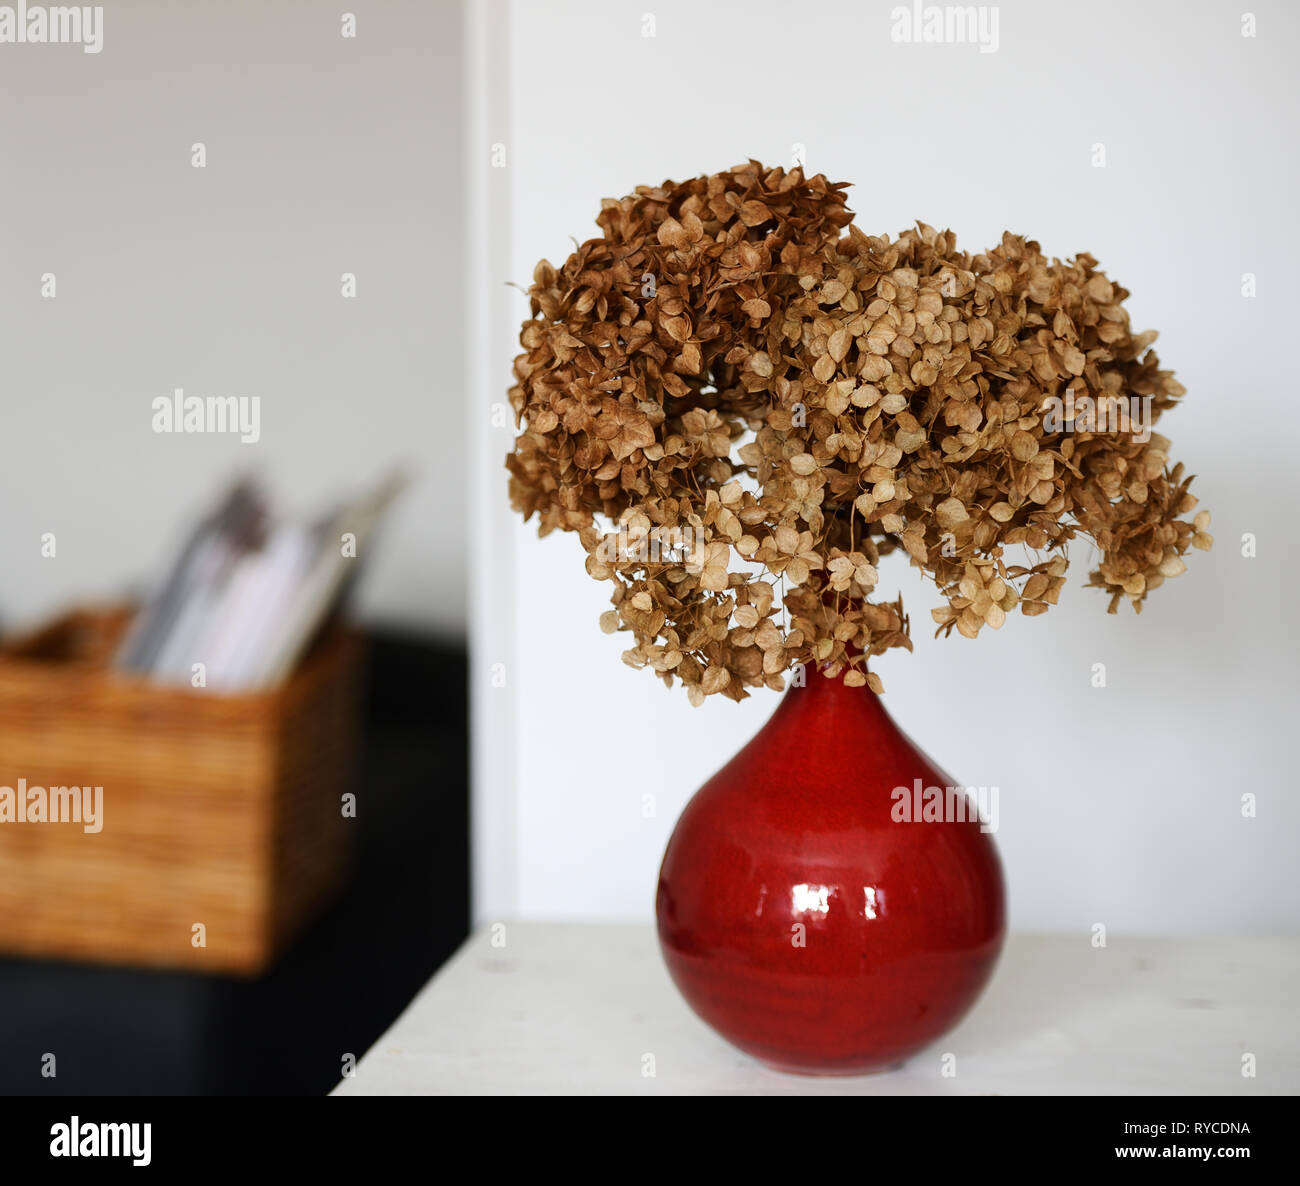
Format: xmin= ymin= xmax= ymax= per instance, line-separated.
xmin=507 ymin=161 xmax=1209 ymax=1074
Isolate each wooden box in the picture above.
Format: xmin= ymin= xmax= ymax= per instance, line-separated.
xmin=0 ymin=606 xmax=362 ymax=976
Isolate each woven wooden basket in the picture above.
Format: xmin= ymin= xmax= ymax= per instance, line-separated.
xmin=0 ymin=606 xmax=362 ymax=976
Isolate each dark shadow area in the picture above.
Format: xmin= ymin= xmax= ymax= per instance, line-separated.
xmin=0 ymin=631 xmax=469 ymax=1095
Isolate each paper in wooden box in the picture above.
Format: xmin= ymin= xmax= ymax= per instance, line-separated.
xmin=0 ymin=606 xmax=362 ymax=975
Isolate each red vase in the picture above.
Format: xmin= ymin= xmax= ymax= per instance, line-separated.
xmin=655 ymin=667 xmax=1005 ymax=1074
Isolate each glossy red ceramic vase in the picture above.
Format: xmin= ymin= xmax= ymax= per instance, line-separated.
xmin=656 ymin=668 xmax=1005 ymax=1074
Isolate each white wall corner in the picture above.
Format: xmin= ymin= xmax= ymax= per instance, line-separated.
xmin=466 ymin=0 xmax=517 ymax=926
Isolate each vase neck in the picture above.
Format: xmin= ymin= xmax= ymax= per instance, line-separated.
xmin=771 ymin=662 xmax=889 ymax=729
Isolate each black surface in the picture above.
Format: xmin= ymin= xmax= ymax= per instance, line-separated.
xmin=0 ymin=631 xmax=470 ymax=1096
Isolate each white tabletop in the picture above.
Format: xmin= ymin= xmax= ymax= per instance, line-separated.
xmin=333 ymin=922 xmax=1299 ymax=1095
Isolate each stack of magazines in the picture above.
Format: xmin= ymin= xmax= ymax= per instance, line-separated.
xmin=115 ymin=470 xmax=405 ymax=692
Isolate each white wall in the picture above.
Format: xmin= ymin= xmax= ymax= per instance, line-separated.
xmin=475 ymin=0 xmax=1300 ymax=933
xmin=0 ymin=0 xmax=467 ymax=638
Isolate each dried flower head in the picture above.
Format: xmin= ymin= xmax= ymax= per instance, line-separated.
xmin=507 ymin=161 xmax=1210 ymax=703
